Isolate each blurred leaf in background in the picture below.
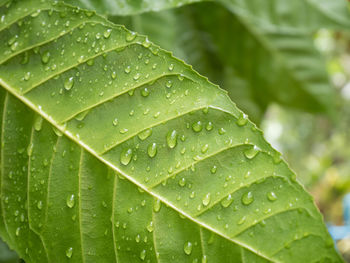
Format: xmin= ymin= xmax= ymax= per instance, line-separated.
xmin=0 ymin=238 xmax=20 ymax=263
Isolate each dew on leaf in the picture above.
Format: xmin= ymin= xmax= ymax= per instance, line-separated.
xmin=221 ymin=194 xmax=233 ymax=208
xmin=267 ymin=191 xmax=277 ymax=201
xmin=167 ymin=130 xmax=178 ymax=148
xmin=64 ymin=77 xmax=74 ymax=90
xmin=120 ymin=148 xmax=133 ymax=165
xmin=147 ymin=143 xmax=157 ymax=158
xmin=202 ymin=193 xmax=211 ymax=206
xmin=183 ymin=241 xmax=193 ymax=255
xmin=66 ymin=247 xmax=73 ymax=258
xmin=153 ymin=199 xmax=161 ymax=212
xmin=192 ymin=121 xmax=203 ymax=132
xmin=66 ymin=194 xmax=75 ymax=208
xmin=138 ymin=128 xmax=152 ymax=140
xmin=241 ymin=191 xmax=254 ymax=206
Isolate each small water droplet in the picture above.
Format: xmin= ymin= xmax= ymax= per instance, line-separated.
xmin=64 ymin=77 xmax=74 ymax=90
xmin=202 ymin=193 xmax=211 ymax=206
xmin=221 ymin=194 xmax=233 ymax=208
xmin=147 ymin=143 xmax=157 ymax=158
xmin=166 ymin=130 xmax=178 ymax=148
xmin=120 ymin=148 xmax=133 ymax=165
xmin=66 ymin=247 xmax=73 ymax=258
xmin=138 ymin=128 xmax=152 ymax=140
xmin=146 ymin=221 xmax=154 ymax=232
xmin=124 ymin=66 xmax=131 ymax=74
xmin=24 ymin=72 xmax=31 ymax=81
xmin=140 ymin=249 xmax=146 ymax=261
xmin=241 ymin=191 xmax=254 ymax=206
xmin=66 ymin=194 xmax=75 ymax=208
xmin=210 ymin=165 xmax=217 ymax=174
xmin=183 ymin=241 xmax=193 ymax=255
xmin=37 ymin=200 xmax=43 ymax=210
xmin=168 ymin=64 xmax=174 ymax=71
xmin=205 ymin=122 xmax=213 ymax=131
xmin=153 ymin=199 xmax=161 ymax=212
xmin=104 ymin=29 xmax=112 ymax=38
xmin=201 ymin=144 xmax=209 ymax=153
xmin=178 ymin=177 xmax=186 ymax=187
xmin=267 ymin=191 xmax=277 ymax=201
xmin=141 ymin=87 xmax=150 ymax=97
xmin=126 ymin=31 xmax=136 ymax=42
xmin=236 ymin=113 xmax=248 ymax=126
xmin=237 ymin=216 xmax=246 ymax=225
xmin=244 ymin=145 xmax=260 ymax=159
xmin=218 ymin=127 xmax=226 ymax=135
xmin=112 ymin=118 xmax=118 ymax=126
xmin=41 ymin=51 xmax=50 ymax=64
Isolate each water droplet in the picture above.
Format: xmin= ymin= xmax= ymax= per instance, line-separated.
xmin=241 ymin=191 xmax=254 ymax=206
xmin=146 ymin=221 xmax=154 ymax=232
xmin=140 ymin=249 xmax=146 ymax=261
xmin=236 ymin=113 xmax=248 ymax=126
xmin=202 ymin=193 xmax=211 ymax=206
xmin=135 ymin=234 xmax=141 ymax=243
xmin=237 ymin=216 xmax=246 ymax=225
xmin=37 ymin=200 xmax=43 ymax=210
xmin=141 ymin=87 xmax=150 ymax=97
xmin=142 ymin=38 xmax=151 ymax=48
xmin=126 ymin=31 xmax=136 ymax=42
xmin=138 ymin=128 xmax=152 ymax=140
xmin=15 ymin=227 xmax=20 ymax=236
xmin=192 ymin=121 xmax=203 ymax=132
xmin=244 ymin=145 xmax=260 ymax=159
xmin=183 ymin=241 xmax=193 ymax=255
xmin=206 ymin=122 xmax=213 ymax=131
xmin=120 ymin=148 xmax=133 ymax=165
xmin=218 ymin=128 xmax=226 ymax=135
xmin=221 ymin=194 xmax=233 ymax=208
xmin=66 ymin=194 xmax=75 ymax=208
xmin=168 ymin=64 xmax=174 ymax=71
xmin=210 ymin=165 xmax=217 ymax=174
xmin=166 ymin=130 xmax=178 ymax=148
xmin=66 ymin=247 xmax=73 ymax=258
xmin=133 ymin=73 xmax=140 ymax=80
xmin=34 ymin=116 xmax=43 ymax=131
xmin=64 ymin=77 xmax=74 ymax=90
xmin=267 ymin=191 xmax=277 ymax=201
xmin=124 ymin=66 xmax=131 ymax=74
xmin=41 ymin=51 xmax=50 ymax=64
xmin=201 ymin=144 xmax=209 ymax=153
xmin=24 ymin=72 xmax=31 ymax=81
xmin=202 ymin=255 xmax=208 ymax=263
xmin=178 ymin=177 xmax=186 ymax=187
xmin=153 ymin=199 xmax=161 ymax=212
xmin=111 ymin=71 xmax=117 ymax=79
xmin=104 ymin=29 xmax=112 ymax=38
xmin=112 ymin=118 xmax=118 ymax=126
xmin=147 ymin=143 xmax=157 ymax=158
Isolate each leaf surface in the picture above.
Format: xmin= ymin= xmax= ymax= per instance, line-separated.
xmin=0 ymin=1 xmax=343 ymax=262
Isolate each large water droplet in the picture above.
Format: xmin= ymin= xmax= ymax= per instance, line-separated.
xmin=192 ymin=121 xmax=203 ymax=132
xmin=64 ymin=77 xmax=74 ymax=90
xmin=147 ymin=143 xmax=157 ymax=158
xmin=241 ymin=191 xmax=254 ymax=206
xmin=141 ymin=87 xmax=150 ymax=97
xmin=206 ymin=122 xmax=213 ymax=131
xmin=126 ymin=31 xmax=136 ymax=42
xmin=167 ymin=130 xmax=178 ymax=148
xmin=120 ymin=148 xmax=133 ymax=165
xmin=104 ymin=29 xmax=112 ymax=38
xmin=183 ymin=241 xmax=193 ymax=255
xmin=66 ymin=194 xmax=75 ymax=208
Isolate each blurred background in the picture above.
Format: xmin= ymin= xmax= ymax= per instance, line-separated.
xmin=1 ymin=0 xmax=350 ymax=262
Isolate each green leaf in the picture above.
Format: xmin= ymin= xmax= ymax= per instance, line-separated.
xmin=0 ymin=1 xmax=343 ymax=262
xmin=110 ymin=2 xmax=334 ymax=123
